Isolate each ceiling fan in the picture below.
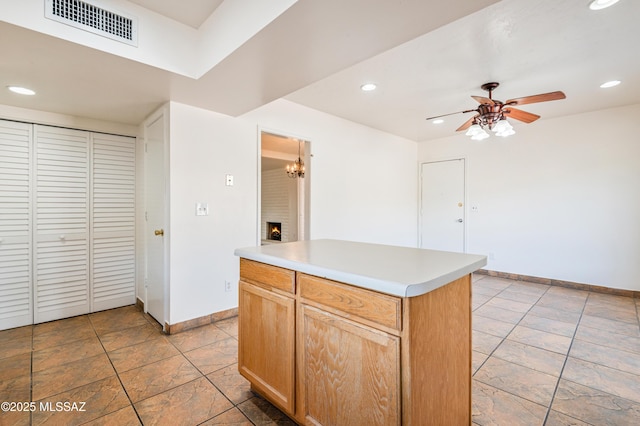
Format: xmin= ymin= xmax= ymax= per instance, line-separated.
xmin=426 ymin=82 xmax=566 ymax=139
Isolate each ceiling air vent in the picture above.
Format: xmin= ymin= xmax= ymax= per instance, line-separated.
xmin=45 ymin=0 xmax=138 ymax=46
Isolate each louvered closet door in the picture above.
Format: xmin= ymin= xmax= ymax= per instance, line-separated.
xmin=91 ymin=133 xmax=135 ymax=311
xmin=34 ymin=125 xmax=90 ymax=323
xmin=0 ymin=120 xmax=33 ymax=330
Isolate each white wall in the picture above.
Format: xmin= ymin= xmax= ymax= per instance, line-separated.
xmin=167 ymin=102 xmax=257 ymax=325
xmin=244 ymin=99 xmax=419 ymax=247
xmin=162 ymin=99 xmax=418 ymax=325
xmin=418 ymin=103 xmax=640 ymax=291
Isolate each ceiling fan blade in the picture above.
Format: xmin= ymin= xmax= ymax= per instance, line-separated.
xmin=425 ymin=109 xmax=476 ymax=121
xmin=456 ymin=115 xmax=479 ymax=131
xmin=505 ymin=91 xmax=566 ymax=106
xmin=471 ymin=95 xmax=494 ymax=105
xmin=503 ymin=107 xmax=540 ymax=123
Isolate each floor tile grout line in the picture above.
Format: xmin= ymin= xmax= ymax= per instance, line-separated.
xmin=471 ymin=279 xmax=535 ymax=376
xmin=473 ymin=280 xmax=588 ymax=417
xmin=471 ymin=280 xmax=548 ymax=384
xmin=540 ymin=289 xmax=589 ymax=425
xmin=170 ymin=322 xmax=259 ymax=425
xmin=173 ymin=322 xmax=256 ymax=425
xmin=89 ymin=313 xmax=146 ymax=426
xmin=111 ymin=316 xmax=246 ymax=425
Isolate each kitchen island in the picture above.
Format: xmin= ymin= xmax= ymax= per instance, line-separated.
xmin=234 ymin=239 xmax=486 ymax=426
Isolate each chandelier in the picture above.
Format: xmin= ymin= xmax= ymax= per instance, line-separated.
xmin=286 ymin=140 xmax=305 ymax=178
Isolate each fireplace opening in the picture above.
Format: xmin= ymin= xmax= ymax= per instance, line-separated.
xmin=267 ymin=222 xmax=282 ymax=241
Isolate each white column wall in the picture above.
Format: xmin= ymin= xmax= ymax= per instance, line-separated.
xmin=167 ymin=102 xmax=257 ymax=324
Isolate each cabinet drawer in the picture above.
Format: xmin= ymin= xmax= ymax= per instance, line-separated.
xmin=240 ymin=258 xmax=295 ymax=294
xmin=299 ymin=273 xmax=401 ymax=332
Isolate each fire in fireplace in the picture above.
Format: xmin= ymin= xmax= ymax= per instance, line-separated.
xmin=267 ymin=222 xmax=282 ymax=241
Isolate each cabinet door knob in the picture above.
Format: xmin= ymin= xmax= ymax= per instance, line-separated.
xmin=154 ymin=229 xmax=164 ymax=236
xmin=60 ymin=235 xmax=66 ymax=240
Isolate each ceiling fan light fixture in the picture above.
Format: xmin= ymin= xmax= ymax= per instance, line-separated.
xmin=491 ymin=119 xmax=509 ymax=133
xmin=465 ymin=124 xmax=482 ymax=136
xmin=470 ymin=129 xmax=490 ymax=141
xmin=428 ymin=82 xmax=565 ymax=140
xmin=492 ymin=119 xmax=515 ymax=137
xmin=496 ymin=127 xmax=516 ymax=137
xmin=589 ymin=0 xmax=619 ymax=10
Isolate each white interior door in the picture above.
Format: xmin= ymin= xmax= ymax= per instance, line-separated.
xmin=420 ymin=159 xmax=465 ymax=252
xmin=144 ymin=111 xmax=167 ymax=327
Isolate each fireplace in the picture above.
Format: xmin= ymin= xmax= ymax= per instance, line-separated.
xmin=267 ymin=222 xmax=282 ymax=241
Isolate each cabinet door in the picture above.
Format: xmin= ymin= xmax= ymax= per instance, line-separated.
xmin=300 ymin=304 xmax=401 ymax=426
xmin=238 ymin=281 xmax=295 ymax=414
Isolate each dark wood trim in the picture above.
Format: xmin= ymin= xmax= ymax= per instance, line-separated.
xmin=476 ymin=269 xmax=640 ymax=299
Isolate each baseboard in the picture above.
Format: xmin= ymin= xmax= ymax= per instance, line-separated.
xmin=164 ymin=307 xmax=239 ymax=335
xmin=476 ymin=269 xmax=640 ymax=298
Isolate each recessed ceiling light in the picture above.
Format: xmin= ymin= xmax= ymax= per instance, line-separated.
xmin=600 ymin=80 xmax=621 ymax=88
xmin=589 ymin=0 xmax=619 ymax=10
xmin=432 ymin=119 xmax=444 ymax=124
xmin=360 ymin=83 xmax=377 ymax=92
xmin=7 ymin=86 xmax=36 ymax=96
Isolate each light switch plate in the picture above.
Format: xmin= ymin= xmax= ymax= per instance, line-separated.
xmin=195 ymin=202 xmax=209 ymax=216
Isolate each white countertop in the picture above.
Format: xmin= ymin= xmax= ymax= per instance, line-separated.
xmin=234 ymin=239 xmax=487 ymax=297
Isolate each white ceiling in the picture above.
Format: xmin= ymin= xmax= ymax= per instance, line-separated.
xmin=127 ymin=0 xmax=224 ymax=28
xmin=286 ymin=0 xmax=640 ymax=141
xmin=1 ymin=0 xmax=638 ymax=142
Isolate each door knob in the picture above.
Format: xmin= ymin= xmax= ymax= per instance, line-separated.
xmin=456 ymin=219 xmax=463 ymax=223
xmin=154 ymin=229 xmax=164 ymax=236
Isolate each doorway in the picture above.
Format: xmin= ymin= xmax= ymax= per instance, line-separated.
xmin=419 ymin=159 xmax=466 ymax=252
xmin=259 ymin=131 xmax=310 ymax=245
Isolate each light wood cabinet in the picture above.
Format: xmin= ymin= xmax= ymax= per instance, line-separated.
xmin=238 ymin=259 xmax=296 ymax=414
xmin=298 ymin=304 xmax=400 ymax=425
xmin=238 ymin=281 xmax=296 ymax=413
xmin=238 ymin=258 xmax=471 ymax=425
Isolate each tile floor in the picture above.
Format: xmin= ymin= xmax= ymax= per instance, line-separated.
xmin=1 ymin=274 xmax=639 ymax=425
